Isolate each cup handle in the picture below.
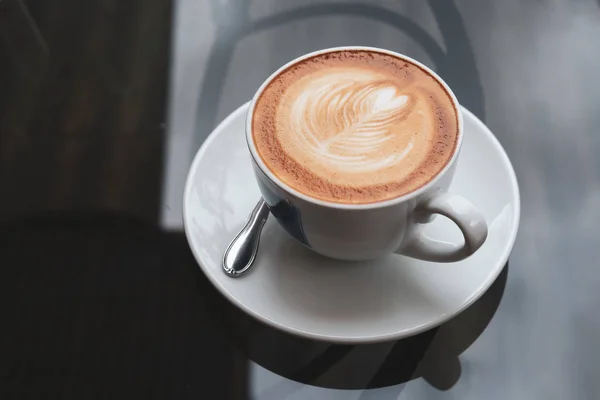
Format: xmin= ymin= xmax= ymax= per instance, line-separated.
xmin=396 ymin=192 xmax=488 ymax=262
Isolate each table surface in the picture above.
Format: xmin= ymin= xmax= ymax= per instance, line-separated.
xmin=1 ymin=0 xmax=600 ymax=398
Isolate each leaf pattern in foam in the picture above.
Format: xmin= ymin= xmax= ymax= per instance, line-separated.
xmin=289 ymin=72 xmax=415 ymax=173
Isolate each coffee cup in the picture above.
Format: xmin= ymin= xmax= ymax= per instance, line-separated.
xmin=245 ymin=46 xmax=487 ymax=262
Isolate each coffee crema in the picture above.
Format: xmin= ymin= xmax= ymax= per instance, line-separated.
xmin=252 ymin=50 xmax=459 ymax=204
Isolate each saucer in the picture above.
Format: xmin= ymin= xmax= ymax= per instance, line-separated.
xmin=183 ymin=102 xmax=520 ymax=344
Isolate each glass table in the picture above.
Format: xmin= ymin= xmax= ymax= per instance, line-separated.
xmin=1 ymin=0 xmax=599 ymax=398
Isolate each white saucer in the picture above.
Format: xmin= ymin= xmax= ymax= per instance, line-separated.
xmin=183 ymin=103 xmax=520 ymax=344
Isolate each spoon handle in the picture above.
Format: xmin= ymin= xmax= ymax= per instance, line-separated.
xmin=223 ymin=199 xmax=270 ymax=277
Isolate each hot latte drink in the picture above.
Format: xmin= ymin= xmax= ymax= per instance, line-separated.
xmin=252 ymin=50 xmax=459 ymax=204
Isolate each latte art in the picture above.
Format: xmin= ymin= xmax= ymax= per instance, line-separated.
xmin=252 ymin=50 xmax=459 ymax=204
xmin=288 ymin=72 xmax=416 ymax=174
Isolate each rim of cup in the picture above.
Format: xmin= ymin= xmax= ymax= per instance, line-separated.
xmin=245 ymin=46 xmax=464 ymax=210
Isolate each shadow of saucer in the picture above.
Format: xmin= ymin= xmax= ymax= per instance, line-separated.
xmin=210 ymin=261 xmax=509 ymax=393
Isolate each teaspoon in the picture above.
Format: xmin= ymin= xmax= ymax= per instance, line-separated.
xmin=222 ymin=199 xmax=270 ymax=277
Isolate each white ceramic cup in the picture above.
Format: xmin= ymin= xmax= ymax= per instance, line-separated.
xmin=246 ymin=46 xmax=487 ymax=262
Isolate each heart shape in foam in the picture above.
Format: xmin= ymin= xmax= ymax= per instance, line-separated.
xmin=283 ymin=69 xmax=433 ymax=180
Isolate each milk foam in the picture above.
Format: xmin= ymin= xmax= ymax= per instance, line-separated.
xmin=252 ymin=50 xmax=459 ymax=204
xmin=288 ymin=70 xmax=415 ymax=174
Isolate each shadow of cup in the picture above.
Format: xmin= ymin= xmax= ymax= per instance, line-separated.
xmin=213 ymin=261 xmax=509 ymax=391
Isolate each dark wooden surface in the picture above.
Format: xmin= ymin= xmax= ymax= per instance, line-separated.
xmin=0 ymin=0 xmax=169 ymax=222
xmin=0 ymin=0 xmax=246 ymax=398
